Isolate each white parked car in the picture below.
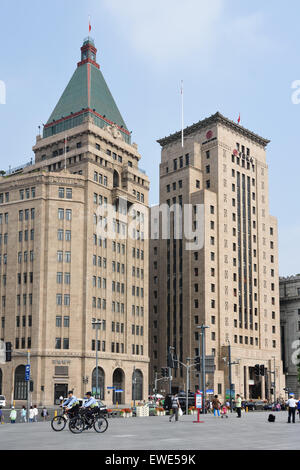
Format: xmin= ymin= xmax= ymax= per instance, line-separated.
xmin=0 ymin=395 xmax=6 ymax=407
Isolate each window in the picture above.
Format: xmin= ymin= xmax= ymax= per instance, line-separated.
xmin=65 ymin=230 xmax=71 ymax=241
xmin=58 ymin=188 xmax=65 ymax=198
xmin=66 ymin=210 xmax=72 ymax=221
xmin=66 ymin=188 xmax=72 ymax=199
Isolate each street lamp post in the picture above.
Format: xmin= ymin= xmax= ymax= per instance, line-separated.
xmin=92 ymin=319 xmax=102 ymax=399
xmin=226 ymin=340 xmax=240 ymax=412
xmin=197 ymin=325 xmax=209 ymax=414
xmin=133 ymin=366 xmax=136 ymax=408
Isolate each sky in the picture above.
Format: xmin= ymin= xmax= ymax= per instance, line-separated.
xmin=0 ymin=0 xmax=299 ymax=276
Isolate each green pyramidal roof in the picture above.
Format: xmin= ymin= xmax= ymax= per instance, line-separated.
xmin=44 ymin=38 xmax=130 ymax=143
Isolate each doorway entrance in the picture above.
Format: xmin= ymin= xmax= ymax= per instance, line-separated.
xmin=54 ymin=383 xmax=68 ymax=405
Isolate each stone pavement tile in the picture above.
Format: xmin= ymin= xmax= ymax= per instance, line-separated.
xmin=0 ymin=412 xmax=299 ymax=450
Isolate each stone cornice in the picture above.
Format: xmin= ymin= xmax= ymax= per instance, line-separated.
xmin=157 ymin=112 xmax=270 ymax=148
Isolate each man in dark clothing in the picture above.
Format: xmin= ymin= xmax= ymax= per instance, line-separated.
xmin=169 ymin=394 xmax=180 ymax=422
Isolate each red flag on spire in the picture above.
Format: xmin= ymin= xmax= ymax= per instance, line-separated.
xmin=237 ymin=113 xmax=241 ymax=124
xmin=89 ymin=16 xmax=91 ymax=33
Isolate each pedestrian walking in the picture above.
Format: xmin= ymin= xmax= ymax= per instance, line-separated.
xmin=297 ymin=399 xmax=300 ymax=420
xmin=10 ymin=406 xmax=17 ymax=424
xmin=169 ymin=394 xmax=180 ymax=422
xmin=286 ymin=393 xmax=297 ymax=423
xmin=235 ymin=394 xmax=242 ymax=418
xmin=21 ymin=406 xmax=27 ymax=423
xmin=212 ymin=395 xmax=221 ymax=417
xmin=33 ymin=405 xmax=38 ymax=422
xmin=0 ymin=406 xmax=4 ymax=424
xmin=41 ymin=406 xmax=48 ymax=421
xmin=29 ymin=406 xmax=35 ymax=423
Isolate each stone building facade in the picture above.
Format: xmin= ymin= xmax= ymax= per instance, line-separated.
xmin=0 ymin=38 xmax=149 ymax=406
xmin=149 ymin=113 xmax=285 ymax=401
xmin=280 ymin=275 xmax=300 ymax=396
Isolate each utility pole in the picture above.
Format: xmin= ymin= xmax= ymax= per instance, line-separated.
xmin=27 ymin=350 xmax=30 ymax=421
xmin=133 ymin=366 xmax=136 ymax=408
xmin=273 ymin=356 xmax=276 ymax=401
xmin=186 ymin=358 xmax=192 ymax=415
xmin=168 ymin=346 xmax=175 ymax=394
xmin=92 ymin=319 xmax=102 ymax=399
xmin=228 ymin=343 xmax=233 ymax=412
xmin=226 ymin=340 xmax=239 ymax=412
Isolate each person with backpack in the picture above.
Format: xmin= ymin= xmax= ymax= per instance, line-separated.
xmin=169 ymin=394 xmax=180 ymax=422
xmin=212 ymin=395 xmax=221 ymax=417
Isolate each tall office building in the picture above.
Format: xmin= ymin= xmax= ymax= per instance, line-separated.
xmin=150 ymin=112 xmax=285 ymax=400
xmin=0 ymin=37 xmax=149 ymax=405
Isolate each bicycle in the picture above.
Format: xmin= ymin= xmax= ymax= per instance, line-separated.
xmin=51 ymin=406 xmax=78 ymax=432
xmin=69 ymin=408 xmax=108 ymax=434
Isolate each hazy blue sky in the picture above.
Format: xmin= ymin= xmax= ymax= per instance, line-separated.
xmin=0 ymin=0 xmax=299 ymax=276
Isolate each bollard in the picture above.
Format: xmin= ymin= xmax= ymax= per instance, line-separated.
xmin=54 ymin=410 xmax=57 ymax=417
xmin=246 ymin=406 xmax=248 ymax=413
xmin=116 ymin=401 xmax=118 ymax=408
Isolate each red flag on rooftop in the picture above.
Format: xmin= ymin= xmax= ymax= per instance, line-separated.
xmin=237 ymin=113 xmax=241 ymax=124
xmin=89 ymin=16 xmax=91 ymax=33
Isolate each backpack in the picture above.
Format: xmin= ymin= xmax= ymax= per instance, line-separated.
xmin=268 ymin=414 xmax=276 ymax=422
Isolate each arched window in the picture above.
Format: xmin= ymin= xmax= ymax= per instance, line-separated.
xmin=92 ymin=367 xmax=105 ymax=400
xmin=132 ymin=369 xmax=143 ymax=401
xmin=113 ymin=368 xmax=125 ymax=404
xmin=14 ymin=365 xmax=27 ymax=400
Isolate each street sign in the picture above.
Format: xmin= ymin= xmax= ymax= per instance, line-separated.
xmin=25 ymin=365 xmax=30 ymax=382
xmin=197 ymin=356 xmax=216 ymax=374
xmin=107 ymin=387 xmax=116 ymax=390
xmin=225 ymin=388 xmax=235 ymax=399
xmin=195 ymin=394 xmax=202 ymax=409
xmin=115 ymin=389 xmax=124 ymax=393
xmin=206 ymin=389 xmax=214 ymax=395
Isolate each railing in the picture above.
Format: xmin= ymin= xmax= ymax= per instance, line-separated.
xmin=7 ymin=160 xmax=33 ymax=175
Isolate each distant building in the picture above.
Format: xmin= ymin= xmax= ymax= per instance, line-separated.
xmin=0 ymin=37 xmax=149 ymax=405
xmin=280 ymin=275 xmax=300 ymax=396
xmin=150 ymin=113 xmax=285 ymax=401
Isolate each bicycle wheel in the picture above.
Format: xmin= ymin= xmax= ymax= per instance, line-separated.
xmin=69 ymin=416 xmax=84 ymax=434
xmin=51 ymin=415 xmax=67 ymax=432
xmin=93 ymin=416 xmax=108 ymax=433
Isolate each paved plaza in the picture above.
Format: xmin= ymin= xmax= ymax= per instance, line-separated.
xmin=0 ymin=411 xmax=299 ymax=450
